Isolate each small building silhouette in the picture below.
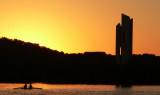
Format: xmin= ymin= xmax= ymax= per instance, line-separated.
xmin=116 ymin=14 xmax=133 ymax=64
xmin=84 ymin=52 xmax=106 ymax=56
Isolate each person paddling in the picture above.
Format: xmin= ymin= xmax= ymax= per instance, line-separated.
xmin=29 ymin=82 xmax=32 ymax=89
xmin=24 ymin=83 xmax=27 ymax=89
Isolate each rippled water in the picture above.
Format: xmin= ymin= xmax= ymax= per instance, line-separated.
xmin=0 ymin=83 xmax=160 ymax=95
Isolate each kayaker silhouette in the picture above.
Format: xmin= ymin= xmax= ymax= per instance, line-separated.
xmin=29 ymin=82 xmax=32 ymax=89
xmin=24 ymin=83 xmax=27 ymax=89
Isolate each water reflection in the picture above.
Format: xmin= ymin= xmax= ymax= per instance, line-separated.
xmin=116 ymin=84 xmax=132 ymax=88
xmin=0 ymin=83 xmax=160 ymax=95
xmin=114 ymin=86 xmax=132 ymax=95
xmin=33 ymin=83 xmax=115 ymax=91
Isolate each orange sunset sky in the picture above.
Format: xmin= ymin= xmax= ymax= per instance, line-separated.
xmin=0 ymin=0 xmax=160 ymax=56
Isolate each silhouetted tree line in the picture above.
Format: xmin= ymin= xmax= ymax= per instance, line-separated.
xmin=0 ymin=37 xmax=160 ymax=85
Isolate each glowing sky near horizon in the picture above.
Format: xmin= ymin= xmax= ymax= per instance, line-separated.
xmin=0 ymin=0 xmax=160 ymax=55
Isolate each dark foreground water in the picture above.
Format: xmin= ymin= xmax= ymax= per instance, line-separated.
xmin=0 ymin=83 xmax=160 ymax=95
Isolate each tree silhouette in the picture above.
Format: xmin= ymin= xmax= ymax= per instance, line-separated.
xmin=0 ymin=37 xmax=159 ymax=84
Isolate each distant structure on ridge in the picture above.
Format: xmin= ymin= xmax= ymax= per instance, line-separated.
xmin=116 ymin=14 xmax=133 ymax=64
xmin=84 ymin=52 xmax=106 ymax=56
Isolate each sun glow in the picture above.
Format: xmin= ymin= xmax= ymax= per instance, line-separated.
xmin=0 ymin=0 xmax=160 ymax=55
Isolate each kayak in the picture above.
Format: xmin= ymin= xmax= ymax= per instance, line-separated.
xmin=14 ymin=87 xmax=42 ymax=89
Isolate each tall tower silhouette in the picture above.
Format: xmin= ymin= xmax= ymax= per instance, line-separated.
xmin=116 ymin=14 xmax=133 ymax=64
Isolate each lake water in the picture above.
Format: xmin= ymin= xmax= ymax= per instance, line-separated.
xmin=0 ymin=83 xmax=160 ymax=95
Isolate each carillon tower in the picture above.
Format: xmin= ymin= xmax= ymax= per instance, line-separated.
xmin=116 ymin=14 xmax=133 ymax=64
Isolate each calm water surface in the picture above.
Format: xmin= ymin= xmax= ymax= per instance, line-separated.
xmin=0 ymin=83 xmax=160 ymax=95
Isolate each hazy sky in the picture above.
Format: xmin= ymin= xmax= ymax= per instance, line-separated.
xmin=0 ymin=0 xmax=160 ymax=55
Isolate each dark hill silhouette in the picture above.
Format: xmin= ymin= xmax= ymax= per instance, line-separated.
xmin=0 ymin=37 xmax=160 ymax=85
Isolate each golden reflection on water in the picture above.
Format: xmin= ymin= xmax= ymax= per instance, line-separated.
xmin=33 ymin=83 xmax=116 ymax=91
xmin=1 ymin=83 xmax=160 ymax=95
xmin=0 ymin=83 xmax=115 ymax=91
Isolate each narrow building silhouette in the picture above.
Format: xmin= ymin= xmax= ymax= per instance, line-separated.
xmin=116 ymin=14 xmax=133 ymax=64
